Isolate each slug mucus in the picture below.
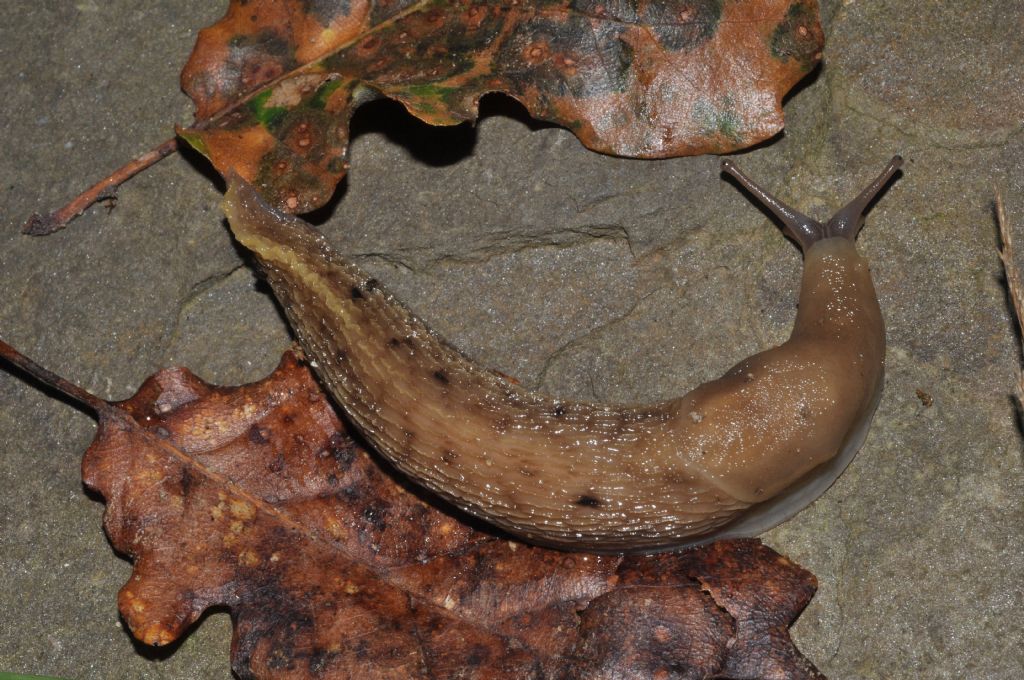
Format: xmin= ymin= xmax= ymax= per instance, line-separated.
xmin=223 ymin=157 xmax=901 ymax=553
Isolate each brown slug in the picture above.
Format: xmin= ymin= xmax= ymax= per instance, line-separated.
xmin=223 ymin=157 xmax=901 ymax=553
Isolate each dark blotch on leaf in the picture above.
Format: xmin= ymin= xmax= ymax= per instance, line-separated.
xmin=249 ymin=425 xmax=271 ymax=445
xmin=361 ymin=501 xmax=389 ymax=532
xmin=299 ymin=0 xmax=351 ymax=27
xmin=771 ymin=1 xmax=820 ymax=68
xmin=268 ymin=453 xmax=285 ymax=473
xmin=178 ymin=467 xmax=196 ymax=497
xmin=645 ymin=1 xmax=722 ymax=52
xmin=327 ymin=432 xmax=356 ymax=469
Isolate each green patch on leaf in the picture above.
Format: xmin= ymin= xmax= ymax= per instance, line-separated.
xmin=405 ymin=83 xmax=460 ymax=101
xmin=308 ymin=79 xmax=346 ymax=110
xmin=693 ymin=98 xmax=743 ymax=144
xmin=246 ymin=90 xmax=290 ymax=131
xmin=178 ymin=129 xmax=210 ymax=158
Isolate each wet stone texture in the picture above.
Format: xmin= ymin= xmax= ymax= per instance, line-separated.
xmin=0 ymin=1 xmax=1022 ymax=679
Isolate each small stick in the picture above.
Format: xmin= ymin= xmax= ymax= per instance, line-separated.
xmin=0 ymin=337 xmax=108 ymax=413
xmin=21 ymin=137 xmax=179 ymax=236
xmin=995 ymin=189 xmax=1024 ymax=406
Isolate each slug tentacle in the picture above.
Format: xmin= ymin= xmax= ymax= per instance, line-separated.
xmin=720 ymin=159 xmax=824 ymax=250
xmin=721 ymin=156 xmax=903 ymax=247
xmin=224 ymin=159 xmax=898 ymax=553
xmin=825 ymin=156 xmax=903 ymax=239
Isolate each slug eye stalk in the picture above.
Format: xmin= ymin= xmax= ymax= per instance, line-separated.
xmin=721 ymin=156 xmax=903 ymax=249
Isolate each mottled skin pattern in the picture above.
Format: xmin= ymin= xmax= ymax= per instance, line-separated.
xmin=183 ymin=0 xmax=824 ymax=213
xmin=223 ymin=158 xmax=900 ymax=552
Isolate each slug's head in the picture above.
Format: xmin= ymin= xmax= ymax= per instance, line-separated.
xmin=721 ymin=156 xmax=903 ymax=252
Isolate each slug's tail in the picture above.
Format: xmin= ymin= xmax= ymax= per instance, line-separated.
xmin=222 ymin=173 xmax=326 ymax=265
xmin=721 ymin=156 xmax=903 ymax=250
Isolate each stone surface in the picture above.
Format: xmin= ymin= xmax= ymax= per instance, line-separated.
xmin=1 ymin=1 xmax=1022 ymax=678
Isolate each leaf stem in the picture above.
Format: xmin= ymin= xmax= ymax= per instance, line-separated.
xmin=0 ymin=337 xmax=108 ymax=413
xmin=21 ymin=137 xmax=179 ymax=236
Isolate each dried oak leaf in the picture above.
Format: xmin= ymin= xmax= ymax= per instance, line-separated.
xmin=81 ymin=352 xmax=824 ymax=679
xmin=179 ymin=0 xmax=824 ymax=213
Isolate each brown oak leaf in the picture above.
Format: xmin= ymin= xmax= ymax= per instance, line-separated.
xmin=57 ymin=350 xmax=822 ymax=678
xmin=180 ymin=0 xmax=824 ymax=213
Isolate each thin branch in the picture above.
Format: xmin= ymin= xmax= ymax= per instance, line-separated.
xmin=22 ymin=137 xmax=179 ymax=236
xmin=995 ymin=189 xmax=1024 ymax=405
xmin=0 ymin=337 xmax=108 ymax=413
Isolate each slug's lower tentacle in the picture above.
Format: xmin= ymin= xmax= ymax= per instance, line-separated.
xmin=223 ymin=159 xmax=897 ymax=553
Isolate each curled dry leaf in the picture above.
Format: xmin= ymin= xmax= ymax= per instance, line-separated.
xmin=180 ymin=0 xmax=823 ymax=213
xmin=71 ymin=351 xmax=824 ymax=678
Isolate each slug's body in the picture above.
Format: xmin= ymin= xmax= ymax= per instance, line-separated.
xmin=224 ymin=158 xmax=901 ymax=552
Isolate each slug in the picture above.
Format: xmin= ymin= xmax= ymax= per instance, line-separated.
xmin=223 ymin=157 xmax=901 ymax=553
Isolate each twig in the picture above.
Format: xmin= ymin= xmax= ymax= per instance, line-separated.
xmin=21 ymin=136 xmax=179 ymax=236
xmin=0 ymin=337 xmax=108 ymax=413
xmin=995 ymin=189 xmax=1024 ymax=407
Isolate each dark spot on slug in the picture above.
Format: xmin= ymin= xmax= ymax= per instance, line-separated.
xmin=335 ymin=349 xmax=347 ymax=364
xmin=433 ymin=370 xmax=450 ymax=385
xmin=403 ymin=429 xmax=415 ymax=442
xmin=364 ymin=278 xmax=379 ymax=291
xmin=553 ymin=404 xmax=566 ymax=417
xmin=351 ymin=286 xmax=363 ymax=299
xmin=575 ymin=494 xmax=602 ymax=508
xmin=440 ymin=449 xmax=458 ymax=464
xmin=387 ymin=337 xmax=402 ymax=348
